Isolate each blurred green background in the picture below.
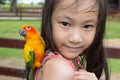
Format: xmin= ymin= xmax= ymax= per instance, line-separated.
xmin=0 ymin=0 xmax=120 ymax=74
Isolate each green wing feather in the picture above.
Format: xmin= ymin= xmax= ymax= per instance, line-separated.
xmin=26 ymin=50 xmax=34 ymax=66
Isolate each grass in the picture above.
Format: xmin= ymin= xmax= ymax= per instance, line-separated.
xmin=108 ymin=59 xmax=120 ymax=73
xmin=0 ymin=20 xmax=41 ymax=39
xmin=106 ymin=21 xmax=120 ymax=39
xmin=0 ymin=47 xmax=23 ymax=59
xmin=0 ymin=20 xmax=120 ymax=73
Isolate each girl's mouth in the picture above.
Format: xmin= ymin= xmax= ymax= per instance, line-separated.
xmin=64 ymin=45 xmax=82 ymax=52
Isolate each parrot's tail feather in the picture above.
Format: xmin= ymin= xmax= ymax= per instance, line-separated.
xmin=29 ymin=66 xmax=37 ymax=80
xmin=26 ymin=66 xmax=31 ymax=80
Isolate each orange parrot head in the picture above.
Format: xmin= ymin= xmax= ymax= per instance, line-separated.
xmin=19 ymin=24 xmax=39 ymax=40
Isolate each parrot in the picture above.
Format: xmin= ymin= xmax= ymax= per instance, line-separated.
xmin=19 ymin=24 xmax=45 ymax=80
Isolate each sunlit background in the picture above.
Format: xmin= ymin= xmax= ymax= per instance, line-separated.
xmin=18 ymin=0 xmax=44 ymax=4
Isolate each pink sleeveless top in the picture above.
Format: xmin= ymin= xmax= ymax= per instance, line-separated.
xmin=34 ymin=50 xmax=84 ymax=80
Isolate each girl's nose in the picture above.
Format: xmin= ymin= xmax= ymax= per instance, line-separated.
xmin=68 ymin=29 xmax=82 ymax=44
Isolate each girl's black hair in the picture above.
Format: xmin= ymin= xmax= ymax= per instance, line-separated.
xmin=84 ymin=0 xmax=110 ymax=80
xmin=41 ymin=0 xmax=58 ymax=52
xmin=41 ymin=0 xmax=110 ymax=80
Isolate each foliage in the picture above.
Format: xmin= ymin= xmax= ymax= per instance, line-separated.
xmin=0 ymin=0 xmax=43 ymax=12
xmin=0 ymin=0 xmax=5 ymax=5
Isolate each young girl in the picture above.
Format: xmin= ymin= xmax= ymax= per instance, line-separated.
xmin=35 ymin=0 xmax=110 ymax=80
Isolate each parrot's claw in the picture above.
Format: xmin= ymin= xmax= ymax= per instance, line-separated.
xmin=34 ymin=62 xmax=41 ymax=68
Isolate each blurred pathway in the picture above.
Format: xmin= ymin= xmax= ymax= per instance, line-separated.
xmin=0 ymin=17 xmax=41 ymax=20
xmin=104 ymin=39 xmax=120 ymax=48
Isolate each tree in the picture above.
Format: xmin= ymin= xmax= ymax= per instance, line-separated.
xmin=0 ymin=0 xmax=5 ymax=6
xmin=10 ymin=0 xmax=17 ymax=12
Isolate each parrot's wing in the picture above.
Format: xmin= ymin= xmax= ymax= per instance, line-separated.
xmin=24 ymin=45 xmax=34 ymax=66
xmin=27 ymin=50 xmax=34 ymax=66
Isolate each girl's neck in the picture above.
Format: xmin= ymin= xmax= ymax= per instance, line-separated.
xmin=71 ymin=58 xmax=79 ymax=70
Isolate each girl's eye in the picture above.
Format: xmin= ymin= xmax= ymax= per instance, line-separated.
xmin=60 ymin=22 xmax=70 ymax=28
xmin=84 ymin=25 xmax=93 ymax=30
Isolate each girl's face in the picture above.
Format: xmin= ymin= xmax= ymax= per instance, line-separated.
xmin=51 ymin=0 xmax=98 ymax=59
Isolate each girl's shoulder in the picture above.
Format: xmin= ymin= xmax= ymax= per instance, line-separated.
xmin=36 ymin=51 xmax=74 ymax=80
xmin=41 ymin=57 xmax=74 ymax=80
xmin=44 ymin=56 xmax=74 ymax=74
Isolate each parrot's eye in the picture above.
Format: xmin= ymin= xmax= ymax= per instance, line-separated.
xmin=26 ymin=26 xmax=31 ymax=30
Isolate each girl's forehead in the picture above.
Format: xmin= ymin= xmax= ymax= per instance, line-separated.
xmin=56 ymin=0 xmax=98 ymax=12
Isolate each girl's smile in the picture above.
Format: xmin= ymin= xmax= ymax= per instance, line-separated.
xmin=64 ymin=44 xmax=83 ymax=52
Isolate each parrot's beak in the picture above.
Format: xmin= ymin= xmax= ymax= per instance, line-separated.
xmin=19 ymin=29 xmax=26 ymax=37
